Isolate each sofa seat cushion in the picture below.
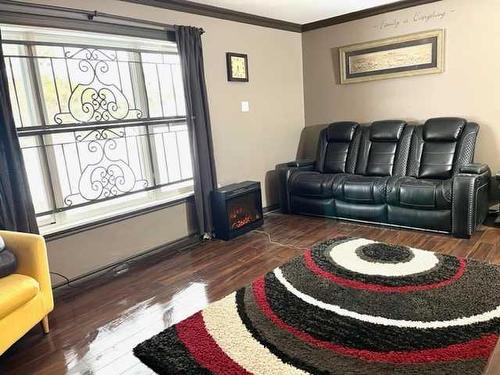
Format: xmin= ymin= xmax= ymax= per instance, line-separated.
xmin=0 ymin=274 xmax=39 ymax=319
xmin=334 ymin=175 xmax=390 ymax=204
xmin=289 ymin=171 xmax=346 ymax=198
xmin=387 ymin=177 xmax=452 ymax=210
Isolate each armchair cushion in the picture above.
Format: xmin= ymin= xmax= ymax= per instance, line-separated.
xmin=0 ymin=274 xmax=39 ymax=319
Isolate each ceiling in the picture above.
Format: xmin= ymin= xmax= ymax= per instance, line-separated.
xmin=187 ymin=0 xmax=402 ymax=24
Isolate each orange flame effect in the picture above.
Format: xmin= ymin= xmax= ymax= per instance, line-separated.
xmin=229 ymin=207 xmax=256 ymax=230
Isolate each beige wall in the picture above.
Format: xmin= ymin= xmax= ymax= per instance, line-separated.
xmin=47 ymin=202 xmax=197 ymax=284
xmin=302 ymin=0 xmax=500 ymax=172
xmin=19 ymin=0 xmax=305 ymax=282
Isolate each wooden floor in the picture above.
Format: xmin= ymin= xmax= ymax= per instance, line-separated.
xmin=1 ymin=213 xmax=499 ymax=374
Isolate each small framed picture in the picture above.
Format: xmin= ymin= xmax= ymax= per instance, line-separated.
xmin=226 ymin=52 xmax=248 ymax=82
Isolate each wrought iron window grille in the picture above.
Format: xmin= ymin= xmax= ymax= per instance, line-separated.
xmin=4 ymin=37 xmax=193 ymax=221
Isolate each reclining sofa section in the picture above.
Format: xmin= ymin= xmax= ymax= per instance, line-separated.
xmin=277 ymin=118 xmax=490 ymax=238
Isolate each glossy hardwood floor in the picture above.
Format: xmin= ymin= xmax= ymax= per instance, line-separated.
xmin=1 ymin=212 xmax=499 ymax=374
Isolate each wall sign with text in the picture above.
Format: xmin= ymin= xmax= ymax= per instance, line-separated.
xmin=339 ymin=29 xmax=444 ymax=84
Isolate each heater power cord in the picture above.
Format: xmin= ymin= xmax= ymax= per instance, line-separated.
xmin=252 ymin=229 xmax=309 ymax=251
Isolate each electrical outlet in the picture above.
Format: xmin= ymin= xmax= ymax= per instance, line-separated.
xmin=241 ymin=101 xmax=249 ymax=112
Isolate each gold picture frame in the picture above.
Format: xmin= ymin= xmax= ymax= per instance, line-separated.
xmin=339 ymin=29 xmax=444 ymax=84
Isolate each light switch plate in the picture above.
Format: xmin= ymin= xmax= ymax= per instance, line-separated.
xmin=241 ymin=101 xmax=250 ymax=112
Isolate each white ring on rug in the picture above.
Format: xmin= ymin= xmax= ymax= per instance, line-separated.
xmin=202 ymin=293 xmax=308 ymax=375
xmin=274 ymin=268 xmax=500 ymax=329
xmin=329 ymin=238 xmax=440 ymax=277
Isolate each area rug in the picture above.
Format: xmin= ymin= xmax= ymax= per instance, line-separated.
xmin=134 ymin=237 xmax=500 ymax=374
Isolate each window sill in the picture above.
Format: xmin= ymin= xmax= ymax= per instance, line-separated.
xmin=42 ymin=191 xmax=194 ymax=241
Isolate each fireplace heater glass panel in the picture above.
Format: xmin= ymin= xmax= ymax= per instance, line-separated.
xmin=227 ymin=191 xmax=262 ymax=230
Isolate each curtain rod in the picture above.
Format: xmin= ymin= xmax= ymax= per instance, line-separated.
xmin=0 ymin=0 xmax=205 ymax=34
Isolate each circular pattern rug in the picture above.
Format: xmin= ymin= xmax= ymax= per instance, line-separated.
xmin=134 ymin=237 xmax=500 ymax=374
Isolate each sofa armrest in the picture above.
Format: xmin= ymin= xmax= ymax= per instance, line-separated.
xmin=0 ymin=231 xmax=54 ymax=312
xmin=459 ymin=163 xmax=489 ymax=174
xmin=452 ymin=165 xmax=491 ymax=238
xmin=276 ymin=160 xmax=315 ymax=213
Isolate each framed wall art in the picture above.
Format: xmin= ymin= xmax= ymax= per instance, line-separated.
xmin=226 ymin=52 xmax=249 ymax=82
xmin=339 ymin=29 xmax=444 ymax=84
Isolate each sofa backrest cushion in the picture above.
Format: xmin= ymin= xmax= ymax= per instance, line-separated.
xmin=317 ymin=122 xmax=361 ymax=174
xmin=326 ymin=122 xmax=358 ymax=142
xmin=355 ymin=120 xmax=412 ymax=177
xmin=370 ymin=120 xmax=405 ymax=141
xmin=423 ymin=117 xmax=466 ymax=141
xmin=408 ymin=117 xmax=475 ymax=179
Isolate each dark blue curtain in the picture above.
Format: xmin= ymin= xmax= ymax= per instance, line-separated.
xmin=175 ymin=26 xmax=217 ymax=236
xmin=0 ymin=31 xmax=38 ymax=233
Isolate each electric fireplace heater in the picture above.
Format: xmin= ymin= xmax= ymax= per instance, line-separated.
xmin=211 ymin=181 xmax=263 ymax=240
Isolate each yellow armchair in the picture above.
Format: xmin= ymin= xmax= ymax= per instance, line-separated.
xmin=0 ymin=230 xmax=54 ymax=355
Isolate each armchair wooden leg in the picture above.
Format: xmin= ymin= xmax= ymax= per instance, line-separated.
xmin=41 ymin=315 xmax=50 ymax=334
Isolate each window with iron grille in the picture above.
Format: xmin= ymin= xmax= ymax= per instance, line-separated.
xmin=1 ymin=25 xmax=193 ymax=231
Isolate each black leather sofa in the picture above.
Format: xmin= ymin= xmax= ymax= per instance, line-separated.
xmin=277 ymin=118 xmax=490 ymax=238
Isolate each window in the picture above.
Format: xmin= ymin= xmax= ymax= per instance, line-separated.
xmin=2 ymin=25 xmax=193 ymax=232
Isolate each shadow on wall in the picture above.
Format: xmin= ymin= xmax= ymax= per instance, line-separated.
xmin=264 ymin=170 xmax=280 ymax=209
xmin=331 ymin=47 xmax=341 ymax=85
xmin=296 ymin=124 xmax=329 ymax=160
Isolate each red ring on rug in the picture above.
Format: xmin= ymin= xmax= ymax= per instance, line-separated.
xmin=303 ymin=250 xmax=467 ymax=293
xmin=176 ymin=313 xmax=251 ymax=374
xmin=252 ymin=277 xmax=496 ymax=363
